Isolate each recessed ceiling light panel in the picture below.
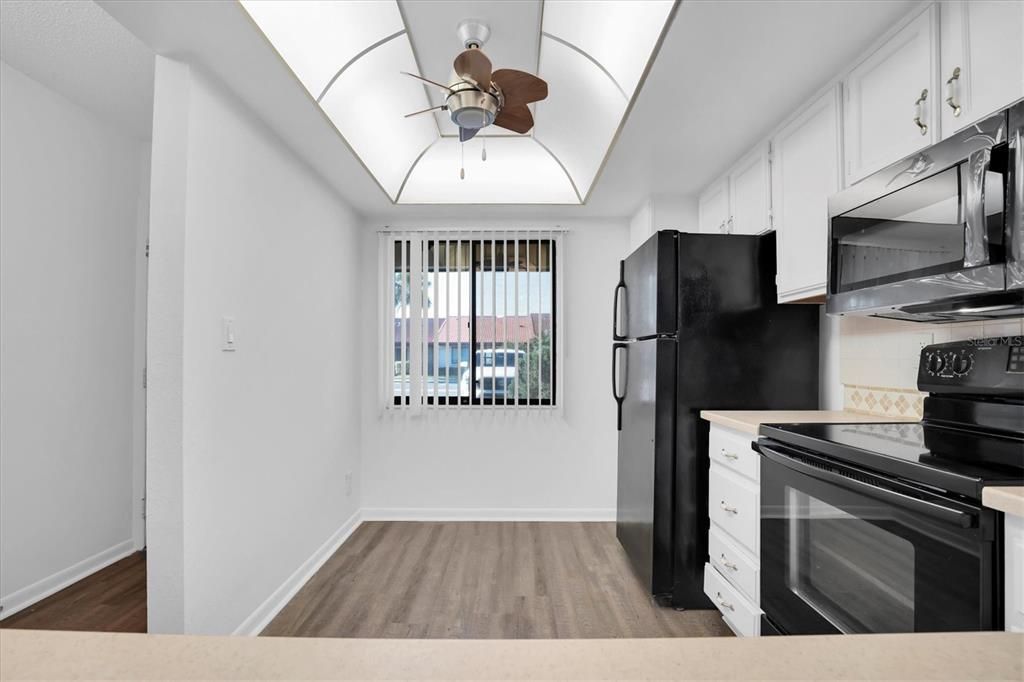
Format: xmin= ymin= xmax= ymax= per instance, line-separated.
xmin=240 ymin=0 xmax=677 ymax=204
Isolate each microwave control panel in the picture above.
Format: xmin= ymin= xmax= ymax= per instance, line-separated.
xmin=918 ymin=336 xmax=1024 ymax=395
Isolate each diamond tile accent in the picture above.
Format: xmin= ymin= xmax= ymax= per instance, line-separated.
xmin=843 ymin=384 xmax=925 ymax=419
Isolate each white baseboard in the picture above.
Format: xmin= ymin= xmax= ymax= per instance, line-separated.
xmin=232 ymin=509 xmax=363 ymax=636
xmin=0 ymin=539 xmax=136 ymax=620
xmin=361 ymin=507 xmax=617 ymax=522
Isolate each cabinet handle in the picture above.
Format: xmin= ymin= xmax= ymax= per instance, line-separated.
xmin=913 ymin=89 xmax=928 ymax=135
xmin=721 ymin=449 xmax=739 ymax=460
xmin=720 ymin=554 xmax=738 ymax=571
xmin=716 ymin=591 xmax=735 ymax=611
xmin=945 ymin=67 xmax=962 ymax=117
xmin=727 ymin=216 xmax=734 ymax=233
xmin=718 ymin=220 xmax=727 ymax=234
xmin=720 ymin=501 xmax=738 ymax=515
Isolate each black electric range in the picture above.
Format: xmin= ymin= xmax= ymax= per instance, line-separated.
xmin=756 ymin=336 xmax=1023 ymax=636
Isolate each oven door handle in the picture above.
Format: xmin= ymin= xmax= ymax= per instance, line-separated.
xmin=758 ymin=444 xmax=977 ymax=529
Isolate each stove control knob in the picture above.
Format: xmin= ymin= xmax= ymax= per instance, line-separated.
xmin=925 ymin=352 xmax=945 ymax=375
xmin=952 ymin=353 xmax=974 ymax=376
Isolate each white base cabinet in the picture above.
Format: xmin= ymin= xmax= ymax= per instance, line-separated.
xmin=704 ymin=423 xmax=762 ymax=636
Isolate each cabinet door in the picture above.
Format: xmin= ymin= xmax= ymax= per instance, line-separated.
xmin=772 ymin=86 xmax=842 ymax=303
xmin=844 ymin=5 xmax=938 ymax=184
xmin=698 ymin=177 xmax=730 ymax=234
xmin=728 ymin=146 xmax=770 ymax=235
xmin=940 ymin=0 xmax=1024 ymax=137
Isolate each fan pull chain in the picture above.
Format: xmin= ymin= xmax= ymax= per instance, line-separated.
xmin=460 ymin=142 xmax=465 ymax=180
xmin=482 ymin=137 xmax=487 ymax=162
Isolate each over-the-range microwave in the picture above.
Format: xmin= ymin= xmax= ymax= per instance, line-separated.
xmin=827 ymin=100 xmax=1023 ymax=323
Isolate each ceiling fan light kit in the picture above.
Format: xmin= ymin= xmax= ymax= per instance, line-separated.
xmin=403 ymin=18 xmax=549 ymax=145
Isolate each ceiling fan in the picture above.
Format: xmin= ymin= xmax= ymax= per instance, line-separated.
xmin=403 ymin=20 xmax=548 ymax=143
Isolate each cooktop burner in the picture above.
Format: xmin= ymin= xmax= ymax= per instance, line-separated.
xmin=759 ymin=420 xmax=1024 ymax=500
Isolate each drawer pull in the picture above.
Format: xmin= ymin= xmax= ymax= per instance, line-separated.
xmin=720 ymin=554 xmax=738 ymax=571
xmin=720 ymin=501 xmax=738 ymax=515
xmin=716 ymin=591 xmax=735 ymax=611
xmin=721 ymin=449 xmax=739 ymax=460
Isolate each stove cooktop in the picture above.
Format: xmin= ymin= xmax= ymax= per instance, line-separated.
xmin=758 ymin=420 xmax=1024 ymax=500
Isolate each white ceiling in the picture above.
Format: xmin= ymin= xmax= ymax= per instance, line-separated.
xmin=93 ymin=0 xmax=915 ymax=219
xmin=0 ymin=0 xmax=154 ymax=139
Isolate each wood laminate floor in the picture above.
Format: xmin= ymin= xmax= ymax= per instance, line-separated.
xmin=264 ymin=522 xmax=732 ymax=639
xmin=0 ymin=552 xmax=146 ymax=633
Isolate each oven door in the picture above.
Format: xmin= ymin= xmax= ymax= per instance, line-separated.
xmin=758 ymin=441 xmax=998 ymax=635
xmin=826 ymin=107 xmax=1016 ymax=321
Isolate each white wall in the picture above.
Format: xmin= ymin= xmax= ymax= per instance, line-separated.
xmin=0 ymin=61 xmax=147 ymax=615
xmin=628 ymin=199 xmax=653 ymax=253
xmin=147 ymin=58 xmax=363 ymax=635
xmin=359 ymin=218 xmax=628 ymax=519
xmin=650 ymin=193 xmax=698 ymax=233
xmin=819 ymin=308 xmax=842 ymax=410
xmin=628 ymin=194 xmax=698 ymax=254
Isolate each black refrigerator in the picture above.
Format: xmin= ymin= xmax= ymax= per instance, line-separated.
xmin=612 ymin=230 xmax=819 ymax=608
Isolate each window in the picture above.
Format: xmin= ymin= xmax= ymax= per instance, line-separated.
xmin=381 ymin=232 xmax=561 ymax=408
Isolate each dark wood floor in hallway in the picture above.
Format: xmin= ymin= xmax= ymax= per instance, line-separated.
xmin=0 ymin=552 xmax=146 ymax=633
xmin=263 ymin=521 xmax=732 ymax=639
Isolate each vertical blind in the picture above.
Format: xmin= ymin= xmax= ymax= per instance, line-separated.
xmin=379 ymin=229 xmax=564 ymax=412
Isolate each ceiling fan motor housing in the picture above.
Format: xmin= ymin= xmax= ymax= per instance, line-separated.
xmin=456 ymin=19 xmax=490 ymax=49
xmin=446 ymin=82 xmax=498 ymax=130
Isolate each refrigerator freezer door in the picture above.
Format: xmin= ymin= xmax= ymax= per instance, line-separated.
xmin=620 ymin=231 xmax=679 ymax=339
xmin=668 ymin=232 xmax=819 ymax=608
xmin=616 ymin=338 xmax=677 ymax=596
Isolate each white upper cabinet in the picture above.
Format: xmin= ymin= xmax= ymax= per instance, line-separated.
xmin=698 ymin=145 xmax=770 ymax=235
xmin=939 ymin=0 xmax=1024 ymax=138
xmin=698 ymin=177 xmax=730 ymax=234
xmin=843 ymin=5 xmax=938 ymax=184
xmin=728 ymin=147 xmax=771 ymax=236
xmin=772 ymin=86 xmax=843 ymax=303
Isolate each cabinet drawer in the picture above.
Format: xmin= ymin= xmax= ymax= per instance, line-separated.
xmin=709 ymin=465 xmax=759 ymax=554
xmin=709 ymin=425 xmax=759 ymax=481
xmin=704 ymin=562 xmax=760 ymax=636
xmin=709 ymin=524 xmax=759 ymax=604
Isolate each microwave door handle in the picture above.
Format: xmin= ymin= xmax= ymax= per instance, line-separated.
xmin=1010 ymin=124 xmax=1024 ymax=285
xmin=758 ymin=445 xmax=976 ymax=529
xmin=963 ymin=147 xmax=993 ymax=268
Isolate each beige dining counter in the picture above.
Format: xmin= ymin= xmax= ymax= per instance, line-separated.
xmin=1 ymin=629 xmax=1022 ymax=681
xmin=700 ymin=409 xmax=915 ymax=436
xmin=983 ymin=486 xmax=1024 ymax=517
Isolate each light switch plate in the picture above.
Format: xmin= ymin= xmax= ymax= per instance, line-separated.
xmin=222 ymin=317 xmax=236 ymax=352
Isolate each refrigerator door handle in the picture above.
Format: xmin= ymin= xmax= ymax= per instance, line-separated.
xmin=612 ymin=343 xmax=628 ymax=430
xmin=613 ymin=261 xmax=627 ymax=341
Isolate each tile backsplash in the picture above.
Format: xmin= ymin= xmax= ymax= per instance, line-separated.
xmin=839 ymin=316 xmax=1024 ymax=418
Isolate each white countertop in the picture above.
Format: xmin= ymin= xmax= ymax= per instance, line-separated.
xmin=2 ymin=629 xmax=1022 ymax=681
xmin=700 ymin=409 xmax=915 ymax=436
xmin=983 ymin=486 xmax=1024 ymax=517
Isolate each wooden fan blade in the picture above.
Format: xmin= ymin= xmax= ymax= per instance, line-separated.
xmin=493 ymin=104 xmax=534 ymax=134
xmin=459 ymin=127 xmax=479 ymax=142
xmin=404 ymin=105 xmax=445 ymax=118
xmin=453 ymin=49 xmax=492 ymax=88
xmin=492 ymin=69 xmax=548 ymax=106
xmin=401 ymin=71 xmax=452 ymax=93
